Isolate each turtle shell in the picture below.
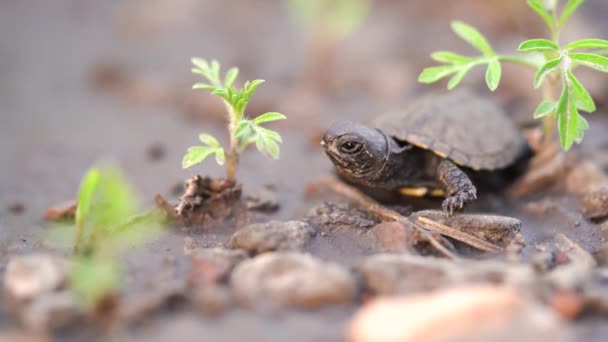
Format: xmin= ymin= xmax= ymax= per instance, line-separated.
xmin=372 ymin=89 xmax=524 ymax=171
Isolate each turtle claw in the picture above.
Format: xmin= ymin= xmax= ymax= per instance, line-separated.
xmin=442 ymin=187 xmax=477 ymax=216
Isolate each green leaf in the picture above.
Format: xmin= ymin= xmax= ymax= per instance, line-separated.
xmin=446 ymin=66 xmax=471 ymax=90
xmin=565 ymin=39 xmax=608 ymax=51
xmin=518 ymin=39 xmax=559 ymax=52
xmin=556 ymin=82 xmax=575 ymax=150
xmin=75 ymin=168 xmax=101 ymax=229
xmin=71 ymin=256 xmax=120 ymax=306
xmin=418 ymin=65 xmax=460 ymax=83
xmin=430 ymin=51 xmax=474 ymax=64
xmin=569 ymin=53 xmax=608 ymax=72
xmin=485 ymin=59 xmax=502 ymax=91
xmin=199 ymin=133 xmax=221 ymax=148
xmin=264 ymin=139 xmax=280 ymax=159
xmin=567 ymin=69 xmax=596 ymax=112
xmin=559 ymin=0 xmax=585 ymax=28
xmin=450 ymin=21 xmax=495 ymax=56
xmin=527 ymin=0 xmax=555 ymax=31
xmin=182 ymin=146 xmax=217 ymax=168
xmin=533 ymin=100 xmax=556 ymax=119
xmin=214 ymin=148 xmax=225 ymax=165
xmin=192 ymin=83 xmax=216 ymax=90
xmin=233 ymin=120 xmax=252 ymax=140
xmin=259 ymin=127 xmax=282 ymax=143
xmin=534 ymin=56 xmax=563 ymax=88
xmin=252 ymin=112 xmax=286 ymax=125
xmin=224 ymin=67 xmax=239 ymax=88
xmin=191 ymin=58 xmax=209 ymax=71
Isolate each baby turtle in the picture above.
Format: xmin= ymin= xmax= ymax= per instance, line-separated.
xmin=322 ymin=89 xmax=526 ymax=214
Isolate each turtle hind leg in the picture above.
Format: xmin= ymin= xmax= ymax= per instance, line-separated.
xmin=436 ymin=159 xmax=477 ymax=215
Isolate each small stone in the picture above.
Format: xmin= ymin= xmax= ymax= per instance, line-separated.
xmin=367 ymin=221 xmax=416 ymax=253
xmin=359 ymin=254 xmax=534 ymax=295
xmin=549 ymin=290 xmax=583 ymax=320
xmin=412 ymin=210 xmax=520 ymax=247
xmin=188 ymin=248 xmax=248 ymax=286
xmin=581 ymin=185 xmax=608 ymax=221
xmin=43 ymin=201 xmax=77 ymax=221
xmin=146 ymin=142 xmax=166 ymax=162
xmin=20 ymin=291 xmax=83 ymax=332
xmin=565 ymin=160 xmax=608 ymax=195
xmin=7 ymin=202 xmax=25 ymax=215
xmin=231 ymin=252 xmax=356 ymax=309
xmin=229 ymin=221 xmax=316 ymax=254
xmin=194 ymin=286 xmax=231 ymax=316
xmin=346 ymin=286 xmax=566 ymax=342
xmin=4 ymin=254 xmax=69 ymax=304
xmin=183 ymin=237 xmax=196 ymax=256
xmin=245 ymin=188 xmax=279 ymax=212
xmin=307 ymin=202 xmax=377 ymax=230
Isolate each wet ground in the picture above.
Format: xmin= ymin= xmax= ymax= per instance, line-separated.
xmin=2 ymin=0 xmax=608 ymax=341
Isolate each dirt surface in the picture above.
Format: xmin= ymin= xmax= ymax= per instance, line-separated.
xmin=2 ymin=1 xmax=608 ymax=341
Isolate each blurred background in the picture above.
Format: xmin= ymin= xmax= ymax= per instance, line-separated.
xmin=2 ymin=0 xmax=608 ymax=217
xmin=3 ymin=0 xmax=608 ymax=340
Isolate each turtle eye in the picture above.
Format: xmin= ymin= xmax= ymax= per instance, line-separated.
xmin=339 ymin=140 xmax=362 ymax=154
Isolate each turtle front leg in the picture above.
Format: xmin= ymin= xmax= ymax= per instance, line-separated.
xmin=436 ymin=159 xmax=477 ymax=215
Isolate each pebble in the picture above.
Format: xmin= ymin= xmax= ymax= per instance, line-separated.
xmin=245 ymin=188 xmax=279 ymax=212
xmin=581 ymin=185 xmax=608 ymax=221
xmin=359 ymin=254 xmax=534 ymax=295
xmin=565 ymin=160 xmax=608 ymax=195
xmin=230 ymin=252 xmax=356 ymax=309
xmin=188 ymin=247 xmax=248 ymax=285
xmin=229 ymin=221 xmax=316 ymax=254
xmin=366 ymin=221 xmax=416 ymax=253
xmin=346 ymin=286 xmax=567 ymax=342
xmin=43 ymin=201 xmax=77 ymax=221
xmin=4 ymin=254 xmax=70 ymax=303
xmin=307 ymin=202 xmax=377 ymax=230
xmin=20 ymin=291 xmax=83 ymax=332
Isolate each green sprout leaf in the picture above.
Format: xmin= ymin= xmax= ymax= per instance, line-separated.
xmin=430 ymin=51 xmax=475 ymax=64
xmin=182 ymin=146 xmax=221 ymax=168
xmin=224 ymin=67 xmax=239 ymax=88
xmin=252 ymin=112 xmax=287 ymax=125
xmin=447 ymin=66 xmax=472 ymax=90
xmin=527 ymin=0 xmax=555 ymax=31
xmin=75 ymin=168 xmax=101 ymax=231
xmin=518 ymin=39 xmax=559 ymax=52
xmin=533 ymin=100 xmax=557 ymax=119
xmin=199 ymin=133 xmax=222 ymax=148
xmin=534 ymin=56 xmax=563 ymax=88
xmin=559 ymin=0 xmax=585 ymax=28
xmin=567 ymin=69 xmax=596 ymax=112
xmin=569 ymin=53 xmax=608 ymax=72
xmin=71 ymin=256 xmax=119 ymax=306
xmin=451 ymin=21 xmax=495 ymax=57
xmin=565 ymin=39 xmax=608 ymax=51
xmin=485 ymin=59 xmax=502 ymax=91
xmin=418 ymin=65 xmax=461 ymax=84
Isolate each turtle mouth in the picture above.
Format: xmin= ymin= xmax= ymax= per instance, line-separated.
xmin=322 ymin=136 xmax=354 ymax=170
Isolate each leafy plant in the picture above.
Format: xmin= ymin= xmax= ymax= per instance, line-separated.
xmin=419 ymin=0 xmax=608 ymax=151
xmin=70 ymin=164 xmax=164 ymax=306
xmin=286 ymin=0 xmax=370 ymax=40
xmin=183 ymin=58 xmax=286 ymax=180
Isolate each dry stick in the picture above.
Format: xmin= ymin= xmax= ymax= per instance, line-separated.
xmin=318 ymin=176 xmax=503 ymax=253
xmin=417 ymin=229 xmax=460 ymax=260
xmin=416 ymin=217 xmax=503 ymax=253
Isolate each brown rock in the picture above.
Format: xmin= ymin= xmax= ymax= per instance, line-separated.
xmin=4 ymin=254 xmax=69 ymax=304
xmin=188 ymin=248 xmax=248 ymax=286
xmin=549 ymin=290 xmax=584 ymax=320
xmin=359 ymin=254 xmax=534 ymax=295
xmin=412 ymin=210 xmax=520 ymax=247
xmin=367 ymin=221 xmax=416 ymax=253
xmin=347 ymin=286 xmax=567 ymax=342
xmin=43 ymin=201 xmax=77 ymax=221
xmin=565 ymin=160 xmax=608 ymax=195
xmin=307 ymin=202 xmax=377 ymax=230
xmin=20 ymin=291 xmax=83 ymax=332
xmin=229 ymin=221 xmax=316 ymax=254
xmin=581 ymin=185 xmax=608 ymax=221
xmin=230 ymin=252 xmax=356 ymax=309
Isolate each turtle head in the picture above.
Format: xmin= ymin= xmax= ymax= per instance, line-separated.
xmin=321 ymin=121 xmax=389 ymax=183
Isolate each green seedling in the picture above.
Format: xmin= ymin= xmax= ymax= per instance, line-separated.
xmin=68 ymin=164 xmax=164 ymax=306
xmin=286 ymin=0 xmax=370 ymax=40
xmin=183 ymin=58 xmax=286 ymax=180
xmin=419 ymin=0 xmax=608 ymax=151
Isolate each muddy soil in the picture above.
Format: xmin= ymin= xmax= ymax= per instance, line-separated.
xmin=2 ymin=0 xmax=608 ymax=341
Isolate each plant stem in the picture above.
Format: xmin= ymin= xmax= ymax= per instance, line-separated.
xmin=498 ymin=55 xmax=540 ymax=70
xmin=541 ymin=75 xmax=558 ymax=145
xmin=223 ymin=100 xmax=239 ymax=181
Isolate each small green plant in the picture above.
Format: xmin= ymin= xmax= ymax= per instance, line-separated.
xmin=183 ymin=59 xmax=286 ymax=180
xmin=69 ymin=164 xmax=164 ymax=306
xmin=286 ymin=0 xmax=370 ymax=40
xmin=419 ymin=0 xmax=608 ymax=151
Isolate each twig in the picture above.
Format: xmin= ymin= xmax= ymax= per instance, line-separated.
xmin=415 ymin=217 xmax=503 ymax=253
xmin=154 ymin=194 xmax=180 ymax=220
xmin=418 ymin=229 xmax=460 ymax=260
xmin=317 ymin=175 xmax=503 ymax=253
